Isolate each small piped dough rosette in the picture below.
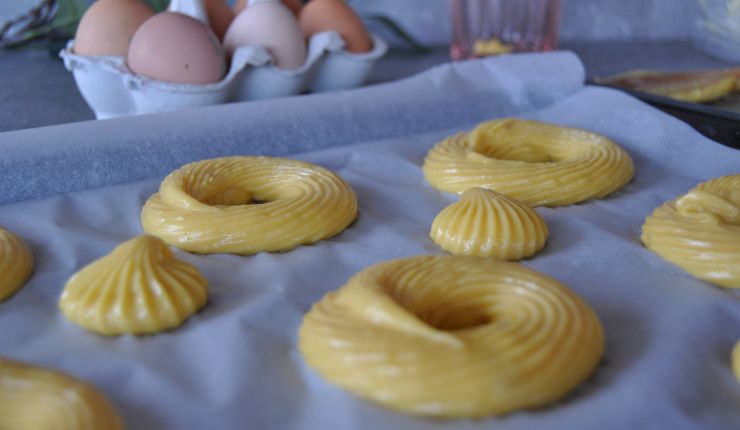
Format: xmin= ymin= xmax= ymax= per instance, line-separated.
xmin=0 ymin=227 xmax=33 ymax=301
xmin=423 ymin=119 xmax=634 ymax=207
xmin=299 ymin=256 xmax=604 ymax=418
xmin=641 ymin=175 xmax=740 ymax=288
xmin=430 ymin=187 xmax=548 ymax=260
xmin=141 ymin=156 xmax=358 ymax=255
xmin=0 ymin=358 xmax=124 ymax=430
xmin=60 ymin=235 xmax=208 ymax=336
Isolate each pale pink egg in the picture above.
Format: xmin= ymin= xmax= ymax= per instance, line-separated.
xmin=224 ymin=0 xmax=306 ymax=70
xmin=234 ymin=0 xmax=303 ymax=17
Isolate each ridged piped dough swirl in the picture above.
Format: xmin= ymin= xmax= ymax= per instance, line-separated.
xmin=430 ymin=187 xmax=548 ymax=260
xmin=141 ymin=156 xmax=358 ymax=254
xmin=60 ymin=235 xmax=208 ymax=335
xmin=299 ymin=256 xmax=604 ymax=418
xmin=423 ymin=119 xmax=634 ymax=207
xmin=0 ymin=358 xmax=124 ymax=430
xmin=641 ymin=175 xmax=740 ymax=288
xmin=0 ymin=227 xmax=33 ymax=301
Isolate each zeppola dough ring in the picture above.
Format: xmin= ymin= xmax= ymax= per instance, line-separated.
xmin=0 ymin=358 xmax=124 ymax=429
xmin=733 ymin=341 xmax=740 ymax=381
xmin=60 ymin=235 xmax=208 ymax=335
xmin=141 ymin=156 xmax=358 ymax=254
xmin=0 ymin=227 xmax=33 ymax=301
xmin=299 ymin=255 xmax=604 ymax=418
xmin=430 ymin=187 xmax=548 ymax=260
xmin=596 ymin=69 xmax=739 ymax=103
xmin=423 ymin=119 xmax=634 ymax=207
xmin=641 ymin=175 xmax=740 ymax=288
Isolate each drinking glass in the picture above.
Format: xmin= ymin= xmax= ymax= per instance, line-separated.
xmin=449 ymin=0 xmax=560 ymax=60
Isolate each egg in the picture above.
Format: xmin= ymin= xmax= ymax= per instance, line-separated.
xmin=128 ymin=12 xmax=226 ymax=84
xmin=234 ymin=0 xmax=303 ymax=17
xmin=299 ymin=0 xmax=371 ymax=53
xmin=74 ymin=0 xmax=155 ymax=56
xmin=224 ymin=0 xmax=306 ymax=70
xmin=203 ymin=0 xmax=235 ymax=40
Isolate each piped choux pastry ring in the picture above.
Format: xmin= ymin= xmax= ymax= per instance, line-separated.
xmin=141 ymin=156 xmax=358 ymax=255
xmin=0 ymin=358 xmax=124 ymax=429
xmin=423 ymin=119 xmax=634 ymax=207
xmin=641 ymin=174 xmax=740 ymax=288
xmin=733 ymin=341 xmax=740 ymax=381
xmin=0 ymin=227 xmax=33 ymax=301
xmin=299 ymin=255 xmax=604 ymax=418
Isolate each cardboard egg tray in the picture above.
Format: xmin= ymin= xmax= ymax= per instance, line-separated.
xmin=60 ymin=31 xmax=387 ymax=119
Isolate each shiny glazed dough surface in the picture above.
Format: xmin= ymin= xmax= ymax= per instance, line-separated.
xmin=0 ymin=227 xmax=33 ymax=301
xmin=422 ymin=119 xmax=634 ymax=207
xmin=59 ymin=235 xmax=208 ymax=336
xmin=0 ymin=358 xmax=124 ymax=430
xmin=141 ymin=156 xmax=358 ymax=255
xmin=733 ymin=342 xmax=740 ymax=381
xmin=299 ymin=255 xmax=604 ymax=418
xmin=641 ymin=174 xmax=740 ymax=288
xmin=430 ymin=187 xmax=548 ymax=260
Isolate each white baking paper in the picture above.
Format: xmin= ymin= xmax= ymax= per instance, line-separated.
xmin=0 ymin=69 xmax=739 ymax=429
xmin=0 ymin=51 xmax=584 ymax=205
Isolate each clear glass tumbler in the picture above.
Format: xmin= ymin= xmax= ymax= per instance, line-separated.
xmin=450 ymin=0 xmax=560 ymax=60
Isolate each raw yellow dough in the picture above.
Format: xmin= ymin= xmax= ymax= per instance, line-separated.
xmin=60 ymin=235 xmax=208 ymax=335
xmin=423 ymin=119 xmax=634 ymax=207
xmin=733 ymin=341 xmax=740 ymax=381
xmin=299 ymin=255 xmax=604 ymax=418
xmin=0 ymin=227 xmax=33 ymax=301
xmin=0 ymin=358 xmax=124 ymax=430
xmin=430 ymin=187 xmax=548 ymax=260
xmin=141 ymin=156 xmax=358 ymax=255
xmin=473 ymin=38 xmax=513 ymax=56
xmin=641 ymin=175 xmax=740 ymax=288
xmin=596 ymin=69 xmax=738 ymax=103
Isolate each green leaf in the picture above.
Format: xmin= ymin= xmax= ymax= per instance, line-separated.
xmin=51 ymin=0 xmax=90 ymax=37
xmin=147 ymin=0 xmax=170 ymax=11
xmin=43 ymin=0 xmax=170 ymax=39
xmin=362 ymin=14 xmax=431 ymax=53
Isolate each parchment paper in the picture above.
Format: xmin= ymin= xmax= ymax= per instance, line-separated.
xmin=0 ymin=51 xmax=583 ymax=204
xmin=0 ymin=54 xmax=739 ymax=430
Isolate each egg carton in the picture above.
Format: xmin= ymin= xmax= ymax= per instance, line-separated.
xmin=59 ymin=31 xmax=387 ymax=119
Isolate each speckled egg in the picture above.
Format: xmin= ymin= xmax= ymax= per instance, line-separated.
xmin=127 ymin=12 xmax=226 ymax=84
xmin=74 ymin=0 xmax=155 ymax=56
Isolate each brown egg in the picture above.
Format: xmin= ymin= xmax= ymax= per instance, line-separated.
xmin=234 ymin=0 xmax=302 ymax=17
xmin=74 ymin=0 xmax=155 ymax=56
xmin=299 ymin=0 xmax=371 ymax=53
xmin=203 ymin=0 xmax=235 ymax=40
xmin=128 ymin=12 xmax=226 ymax=84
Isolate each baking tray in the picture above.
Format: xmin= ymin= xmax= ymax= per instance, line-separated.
xmin=590 ymin=82 xmax=740 ymax=150
xmin=0 ymin=52 xmax=738 ymax=430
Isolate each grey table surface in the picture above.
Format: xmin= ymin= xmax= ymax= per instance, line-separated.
xmin=0 ymin=40 xmax=736 ymax=134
